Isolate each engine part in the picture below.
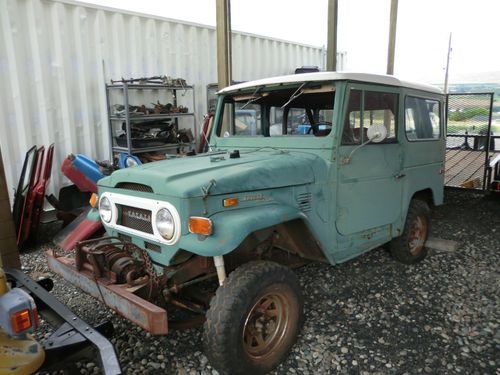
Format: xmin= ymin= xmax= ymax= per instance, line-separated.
xmin=75 ymin=239 xmax=149 ymax=287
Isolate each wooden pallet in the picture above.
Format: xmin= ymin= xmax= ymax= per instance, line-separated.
xmin=445 ymin=149 xmax=500 ymax=188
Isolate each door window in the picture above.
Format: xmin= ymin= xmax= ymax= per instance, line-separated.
xmin=342 ymin=89 xmax=398 ymax=144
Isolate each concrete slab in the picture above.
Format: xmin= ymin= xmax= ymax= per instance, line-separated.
xmin=426 ymin=237 xmax=459 ymax=252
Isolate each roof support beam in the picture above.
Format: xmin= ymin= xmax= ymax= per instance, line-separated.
xmin=216 ymin=0 xmax=232 ymax=89
xmin=326 ymin=0 xmax=338 ymax=71
xmin=386 ymin=0 xmax=398 ymax=75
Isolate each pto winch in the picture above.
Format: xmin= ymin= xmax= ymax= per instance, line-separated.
xmin=75 ymin=239 xmax=151 ymax=287
xmin=47 ymin=237 xmax=219 ymax=334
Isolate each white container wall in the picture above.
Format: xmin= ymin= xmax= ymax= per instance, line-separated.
xmin=0 ymin=0 xmax=324 ymax=201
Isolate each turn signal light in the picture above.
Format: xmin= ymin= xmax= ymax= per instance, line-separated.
xmin=189 ymin=217 xmax=213 ymax=236
xmin=223 ymin=197 xmax=238 ymax=207
xmin=11 ymin=309 xmax=32 ymax=333
xmin=89 ymin=193 xmax=98 ymax=208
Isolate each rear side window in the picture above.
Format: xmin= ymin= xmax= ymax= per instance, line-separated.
xmin=405 ymin=96 xmax=441 ymax=140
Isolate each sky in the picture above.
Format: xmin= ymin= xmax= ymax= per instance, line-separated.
xmin=81 ymin=0 xmax=500 ymax=85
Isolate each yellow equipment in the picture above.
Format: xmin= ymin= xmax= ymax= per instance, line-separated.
xmin=0 ymin=268 xmax=45 ymax=375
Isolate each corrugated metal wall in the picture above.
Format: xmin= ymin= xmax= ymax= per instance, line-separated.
xmin=0 ymin=0 xmax=324 ymax=202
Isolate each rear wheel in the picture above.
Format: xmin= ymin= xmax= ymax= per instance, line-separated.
xmin=390 ymin=199 xmax=430 ymax=264
xmin=203 ymin=261 xmax=303 ymax=375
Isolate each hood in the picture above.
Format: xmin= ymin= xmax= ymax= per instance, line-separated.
xmin=99 ymin=150 xmax=319 ymax=198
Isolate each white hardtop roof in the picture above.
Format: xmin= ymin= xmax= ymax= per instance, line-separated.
xmin=218 ymin=71 xmax=442 ymax=95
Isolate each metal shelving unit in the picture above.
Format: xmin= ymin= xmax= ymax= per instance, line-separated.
xmin=105 ymin=81 xmax=196 ymax=157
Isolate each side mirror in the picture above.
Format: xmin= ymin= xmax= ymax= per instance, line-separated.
xmin=367 ymin=124 xmax=388 ymax=143
xmin=342 ymin=124 xmax=388 ymax=164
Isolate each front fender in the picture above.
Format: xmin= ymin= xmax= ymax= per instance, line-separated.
xmin=178 ymin=204 xmax=306 ymax=257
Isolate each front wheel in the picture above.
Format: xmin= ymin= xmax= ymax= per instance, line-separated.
xmin=203 ymin=261 xmax=303 ymax=375
xmin=390 ymin=199 xmax=430 ymax=264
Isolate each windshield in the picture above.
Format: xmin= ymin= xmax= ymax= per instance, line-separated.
xmin=216 ymin=83 xmax=335 ymax=138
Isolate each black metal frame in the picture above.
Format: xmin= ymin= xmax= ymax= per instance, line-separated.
xmin=5 ymin=268 xmax=121 ymax=375
xmin=486 ymin=154 xmax=500 ymax=192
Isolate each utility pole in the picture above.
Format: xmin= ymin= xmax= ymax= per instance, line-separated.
xmin=216 ymin=0 xmax=232 ymax=89
xmin=444 ymin=32 xmax=452 ymax=94
xmin=326 ymin=0 xmax=339 ymax=71
xmin=0 ymin=148 xmax=21 ymax=268
xmin=386 ymin=0 xmax=398 ymax=75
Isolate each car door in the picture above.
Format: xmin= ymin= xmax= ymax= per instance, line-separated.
xmin=336 ymin=84 xmax=404 ymax=236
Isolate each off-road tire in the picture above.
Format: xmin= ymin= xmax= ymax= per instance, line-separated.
xmin=390 ymin=199 xmax=430 ymax=264
xmin=203 ymin=261 xmax=303 ymax=375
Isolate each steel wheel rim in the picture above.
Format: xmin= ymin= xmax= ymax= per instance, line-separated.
xmin=408 ymin=215 xmax=428 ymax=256
xmin=242 ymin=291 xmax=290 ymax=359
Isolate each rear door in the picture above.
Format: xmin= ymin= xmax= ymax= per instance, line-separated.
xmin=336 ymin=84 xmax=403 ymax=236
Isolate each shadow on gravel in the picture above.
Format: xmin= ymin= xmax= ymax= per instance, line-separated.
xmin=22 ymin=190 xmax=499 ymax=375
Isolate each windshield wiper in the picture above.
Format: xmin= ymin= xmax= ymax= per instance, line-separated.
xmin=240 ymin=86 xmax=263 ymax=109
xmin=281 ymin=82 xmax=307 ymax=108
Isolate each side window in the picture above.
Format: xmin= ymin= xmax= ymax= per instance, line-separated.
xmin=405 ymin=96 xmax=440 ymax=140
xmin=342 ymin=90 xmax=398 ymax=145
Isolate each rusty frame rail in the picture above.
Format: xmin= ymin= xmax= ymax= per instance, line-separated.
xmin=46 ymin=249 xmax=168 ymax=335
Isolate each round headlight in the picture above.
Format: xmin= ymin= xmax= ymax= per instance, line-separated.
xmin=99 ymin=196 xmax=112 ymax=223
xmin=156 ymin=208 xmax=175 ymax=240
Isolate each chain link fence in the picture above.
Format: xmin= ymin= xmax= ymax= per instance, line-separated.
xmin=446 ymin=93 xmax=495 ymax=150
xmin=445 ymin=93 xmax=498 ymax=189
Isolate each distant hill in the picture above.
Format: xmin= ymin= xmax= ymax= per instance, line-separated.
xmin=434 ymin=80 xmax=500 ymax=99
xmin=448 ymin=71 xmax=500 ymax=84
xmin=446 ymin=83 xmax=500 ymax=96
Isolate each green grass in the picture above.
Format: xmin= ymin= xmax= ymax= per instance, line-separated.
xmin=447 ymin=121 xmax=499 ymax=134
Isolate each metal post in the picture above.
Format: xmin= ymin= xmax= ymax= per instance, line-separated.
xmin=326 ymin=0 xmax=338 ymax=71
xmin=444 ymin=32 xmax=452 ymax=94
xmin=216 ymin=0 xmax=232 ymax=89
xmin=482 ymin=93 xmax=494 ymax=190
xmin=386 ymin=0 xmax=398 ymax=75
xmin=0 ymin=148 xmax=21 ymax=268
xmin=213 ymin=256 xmax=226 ymax=285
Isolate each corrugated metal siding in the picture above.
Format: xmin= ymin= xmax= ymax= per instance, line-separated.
xmin=0 ymin=0 xmax=324 ymax=202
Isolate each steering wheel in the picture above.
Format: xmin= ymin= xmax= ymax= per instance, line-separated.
xmin=307 ymin=122 xmax=332 ymax=135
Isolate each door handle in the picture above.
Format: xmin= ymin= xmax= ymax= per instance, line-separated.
xmin=394 ymin=173 xmax=406 ymax=180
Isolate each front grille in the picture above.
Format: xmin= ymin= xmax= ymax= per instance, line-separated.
xmin=296 ymin=192 xmax=312 ymax=212
xmin=115 ymin=182 xmax=153 ymax=193
xmin=119 ymin=205 xmax=154 ymax=234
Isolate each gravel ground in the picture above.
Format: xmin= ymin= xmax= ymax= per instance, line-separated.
xmin=19 ymin=190 xmax=499 ymax=375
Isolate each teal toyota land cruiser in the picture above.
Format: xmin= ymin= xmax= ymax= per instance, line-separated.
xmin=48 ymin=72 xmax=445 ymax=375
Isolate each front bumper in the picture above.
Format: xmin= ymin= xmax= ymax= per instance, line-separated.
xmin=46 ymin=249 xmax=168 ymax=335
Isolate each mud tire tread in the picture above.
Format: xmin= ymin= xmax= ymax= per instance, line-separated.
xmin=203 ymin=260 xmax=303 ymax=375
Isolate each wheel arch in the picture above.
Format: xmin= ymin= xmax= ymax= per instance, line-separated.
xmin=226 ymin=218 xmax=329 ymax=266
xmin=396 ymin=186 xmax=439 ymax=238
xmin=412 ymin=188 xmax=436 ymax=207
xmin=179 ymin=204 xmax=316 ymax=258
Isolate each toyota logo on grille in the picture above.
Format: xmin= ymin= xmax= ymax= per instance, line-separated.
xmin=124 ymin=210 xmax=151 ymax=222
